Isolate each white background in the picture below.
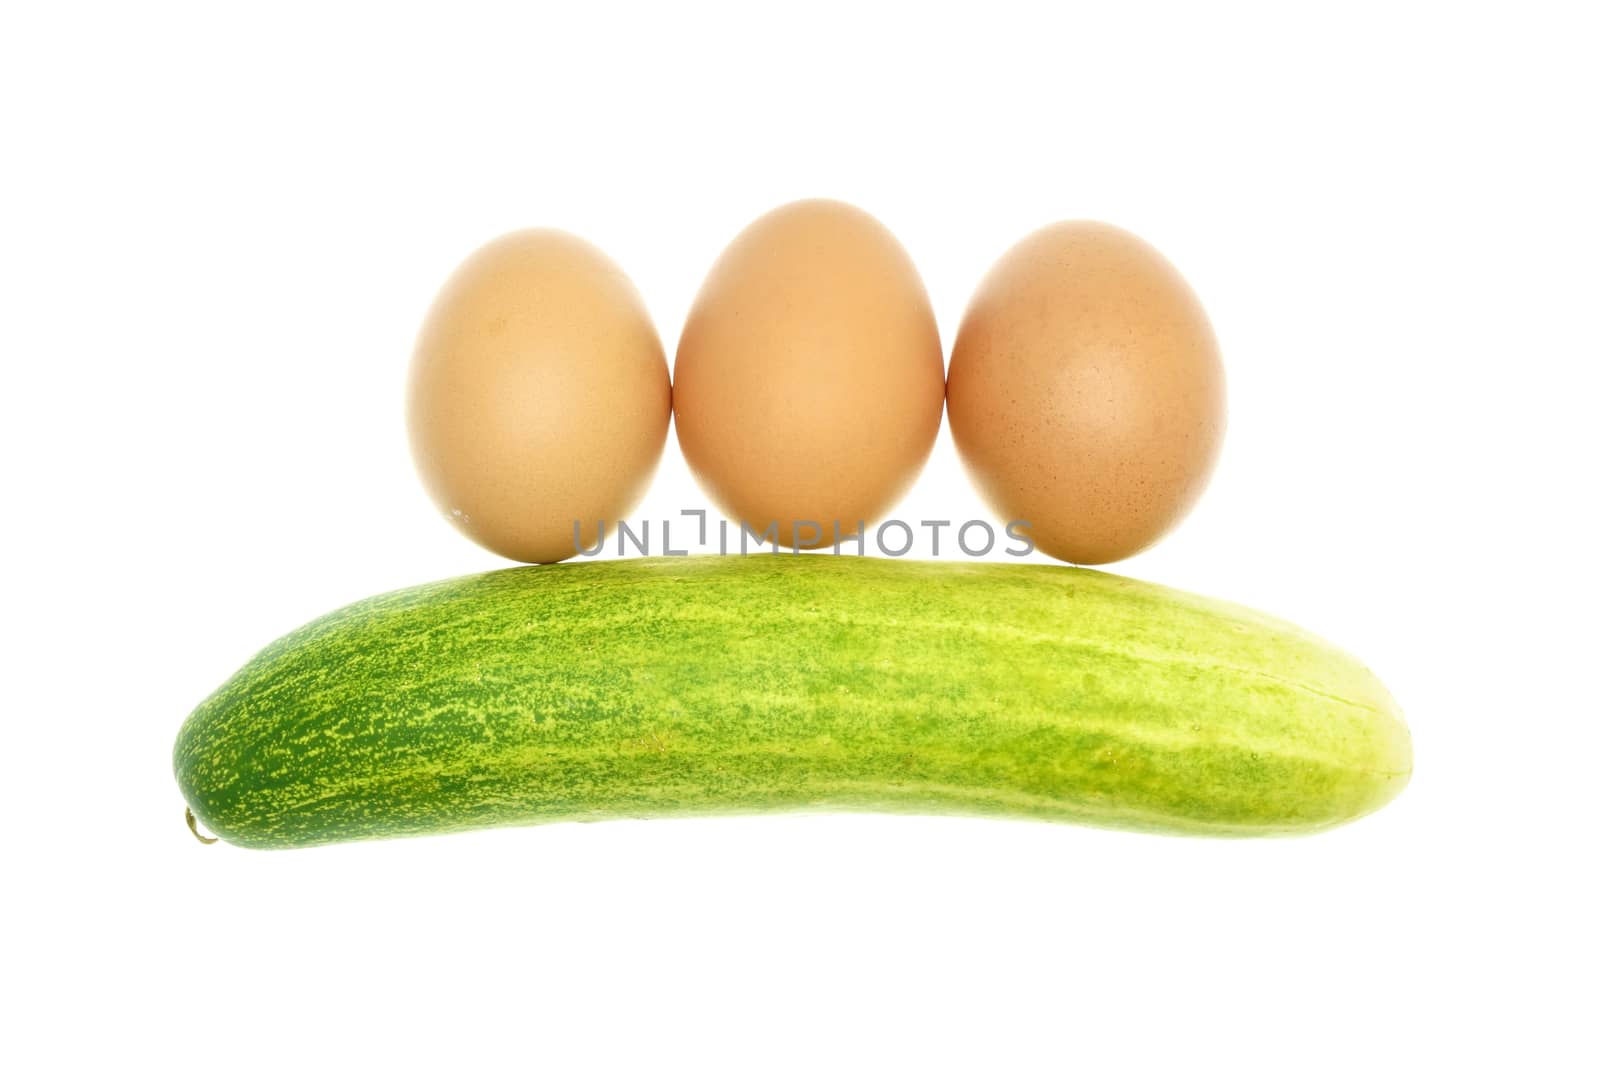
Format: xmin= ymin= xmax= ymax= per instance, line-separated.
xmin=5 ymin=3 xmax=1596 ymax=1062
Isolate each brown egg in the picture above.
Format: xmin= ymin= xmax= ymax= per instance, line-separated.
xmin=673 ymin=200 xmax=945 ymax=548
xmin=407 ymin=229 xmax=671 ymax=563
xmin=947 ymin=222 xmax=1226 ymax=565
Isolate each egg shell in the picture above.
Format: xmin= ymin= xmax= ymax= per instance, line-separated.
xmin=947 ymin=221 xmax=1226 ymax=565
xmin=673 ymin=199 xmax=945 ymax=548
xmin=407 ymin=229 xmax=671 ymax=563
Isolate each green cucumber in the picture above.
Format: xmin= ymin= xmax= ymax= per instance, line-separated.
xmin=173 ymin=555 xmax=1411 ymax=848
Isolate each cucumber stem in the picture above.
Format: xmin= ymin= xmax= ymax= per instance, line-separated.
xmin=185 ymin=807 xmax=218 ymax=845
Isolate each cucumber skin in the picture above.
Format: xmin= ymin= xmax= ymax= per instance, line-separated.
xmin=173 ymin=555 xmax=1411 ymax=849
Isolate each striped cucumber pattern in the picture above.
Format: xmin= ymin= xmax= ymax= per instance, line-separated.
xmin=173 ymin=555 xmax=1411 ymax=848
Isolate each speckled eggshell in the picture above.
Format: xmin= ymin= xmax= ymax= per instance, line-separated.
xmin=673 ymin=199 xmax=945 ymax=548
xmin=407 ymin=229 xmax=671 ymax=564
xmin=947 ymin=221 xmax=1226 ymax=565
